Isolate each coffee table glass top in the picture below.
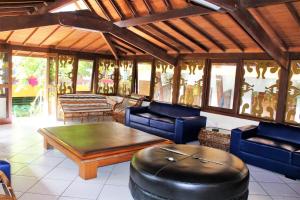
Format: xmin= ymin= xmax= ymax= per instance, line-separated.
xmin=41 ymin=122 xmax=167 ymax=155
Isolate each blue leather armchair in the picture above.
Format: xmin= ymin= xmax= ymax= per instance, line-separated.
xmin=125 ymin=101 xmax=207 ymax=144
xmin=230 ymin=121 xmax=300 ymax=179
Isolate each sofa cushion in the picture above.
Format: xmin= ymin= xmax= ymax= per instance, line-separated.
xmin=292 ymin=150 xmax=300 ymax=167
xmin=148 ymin=101 xmax=200 ymax=118
xmin=150 ymin=117 xmax=175 ymax=132
xmin=135 ymin=112 xmax=162 ymax=119
xmin=130 ymin=114 xmax=150 ymax=126
xmin=258 ymin=122 xmax=300 ymax=145
xmin=240 ymin=136 xmax=296 ymax=163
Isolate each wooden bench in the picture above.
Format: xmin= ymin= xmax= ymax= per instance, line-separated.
xmin=58 ymin=94 xmax=112 ymax=124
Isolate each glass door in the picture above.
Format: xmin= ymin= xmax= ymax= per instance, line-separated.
xmin=0 ymin=51 xmax=11 ymax=124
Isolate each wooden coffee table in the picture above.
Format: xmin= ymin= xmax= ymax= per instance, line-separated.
xmin=38 ymin=122 xmax=172 ymax=180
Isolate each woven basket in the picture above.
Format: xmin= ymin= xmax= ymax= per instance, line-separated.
xmin=198 ymin=128 xmax=231 ymax=152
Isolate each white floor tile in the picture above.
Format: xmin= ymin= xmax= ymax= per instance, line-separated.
xmin=16 ymin=164 xmax=54 ymax=178
xmin=260 ymin=183 xmax=299 ymax=196
xmin=12 ymin=175 xmax=39 ymax=192
xmin=97 ymin=185 xmax=133 ymax=200
xmin=251 ymin=171 xmax=284 ymax=183
xmin=249 ymin=182 xmax=267 ymax=195
xmin=56 ymin=159 xmax=78 ymax=170
xmin=45 ymin=167 xmax=78 ymax=181
xmin=62 ymin=181 xmax=104 ymax=199
xmin=9 ymin=153 xmax=41 ymax=164
xmin=248 ymin=195 xmax=272 ymax=200
xmin=28 ymin=178 xmax=72 ymax=195
xmin=18 ymin=193 xmax=58 ymax=200
xmin=31 ymin=156 xmax=65 ymax=167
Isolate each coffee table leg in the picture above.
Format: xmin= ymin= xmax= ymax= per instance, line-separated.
xmin=44 ymin=138 xmax=53 ymax=150
xmin=79 ymin=162 xmax=98 ymax=180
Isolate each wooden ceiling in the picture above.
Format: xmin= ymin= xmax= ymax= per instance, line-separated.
xmin=0 ymin=0 xmax=300 ymax=61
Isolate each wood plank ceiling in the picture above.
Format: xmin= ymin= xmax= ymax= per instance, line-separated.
xmin=0 ymin=0 xmax=299 ymax=59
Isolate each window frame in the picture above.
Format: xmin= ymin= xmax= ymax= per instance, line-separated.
xmin=203 ymin=59 xmax=242 ymax=114
xmin=76 ymin=58 xmax=95 ymax=93
xmin=135 ymin=59 xmax=155 ymax=99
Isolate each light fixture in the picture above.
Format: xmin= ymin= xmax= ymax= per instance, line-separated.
xmin=188 ymin=0 xmax=221 ymax=11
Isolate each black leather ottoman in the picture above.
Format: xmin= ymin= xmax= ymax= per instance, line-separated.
xmin=129 ymin=144 xmax=249 ymax=200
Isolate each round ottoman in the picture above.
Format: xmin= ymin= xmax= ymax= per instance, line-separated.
xmin=129 ymin=144 xmax=249 ymax=200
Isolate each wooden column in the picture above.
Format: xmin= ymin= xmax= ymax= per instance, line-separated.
xmin=172 ymin=57 xmax=181 ymax=104
xmin=276 ymin=61 xmax=290 ymax=123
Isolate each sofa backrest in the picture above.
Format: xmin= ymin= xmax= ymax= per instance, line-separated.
xmin=258 ymin=121 xmax=300 ymax=145
xmin=148 ymin=101 xmax=200 ymax=118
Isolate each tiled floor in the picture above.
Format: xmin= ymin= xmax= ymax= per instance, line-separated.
xmin=0 ymin=116 xmax=299 ymax=200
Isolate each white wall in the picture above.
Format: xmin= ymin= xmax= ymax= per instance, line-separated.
xmin=0 ymin=98 xmax=7 ymax=118
xmin=201 ymin=111 xmax=259 ymax=131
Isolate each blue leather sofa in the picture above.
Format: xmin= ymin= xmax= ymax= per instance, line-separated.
xmin=125 ymin=101 xmax=207 ymax=144
xmin=230 ymin=121 xmax=300 ymax=179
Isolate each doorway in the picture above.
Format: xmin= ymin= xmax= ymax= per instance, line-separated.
xmin=12 ymin=56 xmax=47 ymax=117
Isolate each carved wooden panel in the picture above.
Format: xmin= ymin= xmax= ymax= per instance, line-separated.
xmin=97 ymin=59 xmax=116 ymax=94
xmin=285 ymin=60 xmax=300 ymax=124
xmin=0 ymin=52 xmax=9 ymax=85
xmin=178 ymin=59 xmax=205 ymax=107
xmin=239 ymin=60 xmax=280 ymax=120
xmin=57 ymin=55 xmax=75 ymax=95
xmin=153 ymin=60 xmax=174 ymax=103
xmin=118 ymin=60 xmax=133 ymax=96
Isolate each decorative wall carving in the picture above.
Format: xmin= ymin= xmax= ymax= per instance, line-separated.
xmin=240 ymin=60 xmax=280 ymax=120
xmin=97 ymin=59 xmax=116 ymax=94
xmin=57 ymin=55 xmax=75 ymax=95
xmin=153 ymin=60 xmax=174 ymax=102
xmin=178 ymin=59 xmax=205 ymax=107
xmin=118 ymin=60 xmax=133 ymax=96
xmin=285 ymin=60 xmax=300 ymax=124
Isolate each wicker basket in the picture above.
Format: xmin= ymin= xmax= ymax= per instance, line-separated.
xmin=198 ymin=128 xmax=231 ymax=152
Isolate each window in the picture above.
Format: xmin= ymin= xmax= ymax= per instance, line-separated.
xmin=76 ymin=59 xmax=94 ymax=92
xmin=0 ymin=52 xmax=8 ymax=84
xmin=153 ymin=61 xmax=174 ymax=103
xmin=118 ymin=60 xmax=133 ymax=96
xmin=137 ymin=62 xmax=152 ymax=96
xmin=208 ymin=62 xmax=237 ymax=110
xmin=0 ymin=88 xmax=8 ymax=119
xmin=57 ymin=55 xmax=75 ymax=94
xmin=285 ymin=60 xmax=300 ymax=124
xmin=97 ymin=59 xmax=116 ymax=94
xmin=178 ymin=60 xmax=205 ymax=107
xmin=240 ymin=60 xmax=280 ymax=120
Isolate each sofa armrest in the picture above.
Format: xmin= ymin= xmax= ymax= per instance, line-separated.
xmin=174 ymin=116 xmax=207 ymax=144
xmin=125 ymin=106 xmax=148 ymax=126
xmin=230 ymin=125 xmax=258 ymax=155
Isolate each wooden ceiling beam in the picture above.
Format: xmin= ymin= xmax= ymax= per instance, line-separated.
xmin=0 ymin=3 xmax=43 ymax=9
xmin=108 ymin=0 xmax=125 ymax=20
xmin=147 ymin=24 xmax=193 ymax=52
xmin=111 ymin=36 xmax=145 ymax=54
xmin=162 ymin=21 xmax=209 ymax=52
xmin=228 ymin=7 xmax=289 ymax=68
xmin=22 ymin=27 xmax=39 ymax=45
xmin=202 ymin=15 xmax=244 ymax=51
xmin=114 ymin=6 xmax=215 ymax=27
xmin=249 ymin=8 xmax=288 ymax=51
xmin=163 ymin=0 xmax=173 ymax=10
xmin=181 ymin=18 xmax=226 ymax=51
xmin=39 ymin=25 xmax=60 ymax=46
xmin=95 ymin=0 xmax=113 ymax=21
xmin=143 ymin=0 xmax=154 ymax=14
xmin=112 ymin=41 xmax=136 ymax=54
xmin=109 ymin=24 xmax=176 ymax=65
xmin=37 ymin=0 xmax=75 ymax=14
xmin=187 ymin=0 xmax=238 ymax=11
xmin=0 ymin=7 xmax=35 ymax=14
xmin=134 ymin=26 xmax=180 ymax=53
xmin=286 ymin=2 xmax=300 ymax=28
xmin=101 ymin=33 xmax=119 ymax=60
xmin=240 ymin=0 xmax=299 ymax=8
xmin=0 ymin=1 xmax=53 ymax=3
xmin=125 ymin=0 xmax=138 ymax=17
